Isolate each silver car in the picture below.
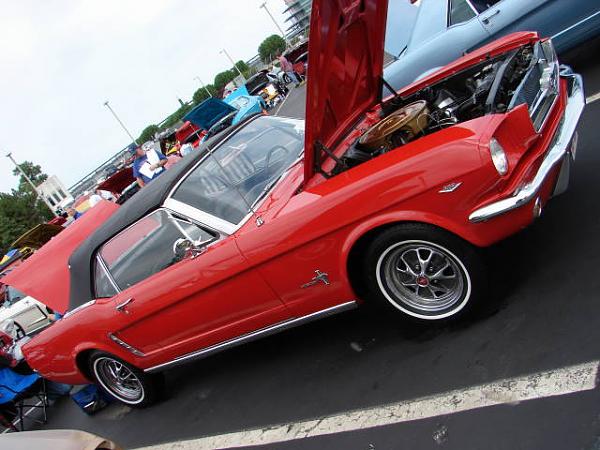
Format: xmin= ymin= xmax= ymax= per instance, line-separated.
xmin=385 ymin=0 xmax=600 ymax=92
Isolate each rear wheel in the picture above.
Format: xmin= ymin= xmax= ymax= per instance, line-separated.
xmin=88 ymin=351 xmax=163 ymax=407
xmin=363 ymin=224 xmax=486 ymax=322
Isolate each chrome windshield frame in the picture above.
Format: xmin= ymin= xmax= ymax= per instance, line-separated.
xmin=164 ymin=115 xmax=305 ymax=235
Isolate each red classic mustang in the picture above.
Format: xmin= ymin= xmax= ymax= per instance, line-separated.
xmin=9 ymin=0 xmax=584 ymax=406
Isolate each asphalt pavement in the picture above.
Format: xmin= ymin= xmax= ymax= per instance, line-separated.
xmin=28 ymin=36 xmax=600 ymax=449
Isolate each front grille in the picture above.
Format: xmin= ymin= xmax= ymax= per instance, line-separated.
xmin=514 ymin=64 xmax=542 ymax=108
xmin=509 ymin=41 xmax=559 ymax=132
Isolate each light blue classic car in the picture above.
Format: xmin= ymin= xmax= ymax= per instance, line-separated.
xmin=384 ymin=0 xmax=600 ymax=92
xmin=183 ymin=86 xmax=267 ymax=142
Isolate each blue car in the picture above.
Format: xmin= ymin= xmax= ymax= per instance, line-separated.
xmin=384 ymin=0 xmax=600 ymax=92
xmin=183 ymin=86 xmax=267 ymax=141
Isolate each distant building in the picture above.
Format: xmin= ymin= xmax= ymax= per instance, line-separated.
xmin=283 ymin=0 xmax=312 ymax=38
xmin=37 ymin=176 xmax=73 ymax=210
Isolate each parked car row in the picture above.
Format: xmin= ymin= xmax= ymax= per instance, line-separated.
xmin=384 ymin=0 xmax=600 ymax=93
xmin=0 ymin=0 xmax=594 ymax=409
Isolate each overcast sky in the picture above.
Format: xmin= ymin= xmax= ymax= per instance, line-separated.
xmin=0 ymin=0 xmax=417 ymax=195
xmin=0 ymin=0 xmax=297 ymax=193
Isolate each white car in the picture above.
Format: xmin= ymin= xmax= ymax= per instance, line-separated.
xmin=0 ymin=286 xmax=53 ymax=335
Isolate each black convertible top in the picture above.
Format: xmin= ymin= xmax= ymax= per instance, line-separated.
xmin=68 ymin=117 xmax=259 ymax=310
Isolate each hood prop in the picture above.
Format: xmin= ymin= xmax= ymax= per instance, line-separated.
xmin=314 ymin=140 xmax=347 ymax=179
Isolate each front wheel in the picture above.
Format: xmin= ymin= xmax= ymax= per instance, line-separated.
xmin=363 ymin=224 xmax=487 ymax=322
xmin=88 ymin=351 xmax=163 ymax=407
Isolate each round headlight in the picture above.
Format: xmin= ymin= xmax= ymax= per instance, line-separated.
xmin=489 ymin=138 xmax=508 ymax=176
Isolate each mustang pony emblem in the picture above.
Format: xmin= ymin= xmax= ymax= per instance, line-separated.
xmin=301 ymin=270 xmax=331 ymax=288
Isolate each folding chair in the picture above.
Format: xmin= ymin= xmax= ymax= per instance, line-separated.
xmin=0 ymin=368 xmax=48 ymax=431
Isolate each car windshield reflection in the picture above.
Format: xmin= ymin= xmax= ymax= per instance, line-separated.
xmin=171 ymin=116 xmax=304 ymax=225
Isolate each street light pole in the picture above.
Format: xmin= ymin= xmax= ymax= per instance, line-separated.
xmin=220 ymin=49 xmax=246 ymax=82
xmin=194 ymin=76 xmax=213 ymax=98
xmin=259 ymin=2 xmax=288 ymax=44
xmin=5 ymin=152 xmax=58 ymax=217
xmin=103 ymin=101 xmax=139 ymax=145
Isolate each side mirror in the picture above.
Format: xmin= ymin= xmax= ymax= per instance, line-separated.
xmin=173 ymin=238 xmax=204 ymax=260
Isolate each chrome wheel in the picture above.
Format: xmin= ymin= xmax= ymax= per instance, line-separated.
xmin=93 ymin=356 xmax=144 ymax=404
xmin=376 ymin=240 xmax=471 ymax=319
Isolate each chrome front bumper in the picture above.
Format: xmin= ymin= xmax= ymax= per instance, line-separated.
xmin=469 ymin=67 xmax=585 ymax=223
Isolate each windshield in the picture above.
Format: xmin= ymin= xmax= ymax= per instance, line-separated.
xmin=245 ymin=73 xmax=269 ymax=94
xmin=171 ymin=116 xmax=304 ymax=225
xmin=230 ymin=96 xmax=251 ymax=109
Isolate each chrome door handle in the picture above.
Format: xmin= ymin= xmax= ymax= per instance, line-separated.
xmin=116 ymin=298 xmax=134 ymax=313
xmin=482 ymin=10 xmax=500 ymax=25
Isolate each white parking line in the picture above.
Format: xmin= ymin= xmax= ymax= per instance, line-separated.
xmin=587 ymin=92 xmax=600 ymax=104
xmin=1 ymin=400 xmax=44 ymax=433
xmin=274 ymin=90 xmax=292 ymax=116
xmin=139 ymin=360 xmax=599 ymax=450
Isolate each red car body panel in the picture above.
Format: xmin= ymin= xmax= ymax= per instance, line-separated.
xmin=17 ymin=1 xmax=582 ymax=387
xmin=2 ymin=201 xmax=119 ymax=313
xmin=96 ymin=168 xmax=135 ymax=197
xmin=175 ymin=121 xmax=204 ymax=147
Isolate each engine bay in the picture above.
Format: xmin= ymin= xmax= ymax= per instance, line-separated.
xmin=335 ymin=44 xmax=536 ymax=172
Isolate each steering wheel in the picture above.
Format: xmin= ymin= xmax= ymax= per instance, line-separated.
xmin=264 ymin=145 xmax=292 ymax=176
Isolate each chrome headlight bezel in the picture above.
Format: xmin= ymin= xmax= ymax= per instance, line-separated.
xmin=489 ymin=138 xmax=509 ymax=176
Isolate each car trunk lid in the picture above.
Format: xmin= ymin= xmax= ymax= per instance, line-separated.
xmin=1 ymin=201 xmax=119 ymax=313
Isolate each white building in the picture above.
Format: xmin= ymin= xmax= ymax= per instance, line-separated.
xmin=37 ymin=175 xmax=73 ymax=210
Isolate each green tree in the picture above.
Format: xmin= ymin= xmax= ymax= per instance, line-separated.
xmin=192 ymin=84 xmax=216 ymax=105
xmin=11 ymin=162 xmax=47 ymax=195
xmin=258 ymin=34 xmax=286 ymax=63
xmin=0 ymin=162 xmax=53 ymax=254
xmin=214 ymin=70 xmax=236 ymax=91
xmin=138 ymin=124 xmax=159 ymax=143
xmin=161 ymin=103 xmax=194 ymax=129
xmin=235 ymin=60 xmax=249 ymax=73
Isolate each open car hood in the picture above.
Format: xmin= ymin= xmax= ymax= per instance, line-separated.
xmin=97 ymin=167 xmax=135 ymax=195
xmin=304 ymin=0 xmax=388 ymax=183
xmin=1 ymin=201 xmax=119 ymax=313
xmin=183 ymin=98 xmax=237 ymax=131
xmin=10 ymin=223 xmax=64 ymax=250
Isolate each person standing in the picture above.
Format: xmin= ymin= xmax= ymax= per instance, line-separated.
xmin=133 ymin=144 xmax=167 ymax=188
xmin=66 ymin=207 xmax=82 ymax=220
xmin=278 ymin=52 xmax=301 ymax=88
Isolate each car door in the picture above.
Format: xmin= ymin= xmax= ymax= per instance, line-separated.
xmin=473 ymin=0 xmax=547 ymax=43
xmin=475 ymin=0 xmax=600 ymax=52
xmin=95 ymin=209 xmax=291 ymax=360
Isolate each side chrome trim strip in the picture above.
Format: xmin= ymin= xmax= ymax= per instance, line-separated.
xmin=144 ymin=301 xmax=358 ymax=373
xmin=551 ymin=10 xmax=600 ymax=41
xmin=469 ymin=69 xmax=585 ymax=223
xmin=108 ymin=333 xmax=145 ymax=357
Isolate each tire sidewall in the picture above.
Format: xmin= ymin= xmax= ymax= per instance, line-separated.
xmin=88 ymin=351 xmax=159 ymax=407
xmin=364 ymin=224 xmax=486 ymax=322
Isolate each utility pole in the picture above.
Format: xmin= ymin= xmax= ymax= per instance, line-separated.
xmin=6 ymin=152 xmax=58 ymax=217
xmin=259 ymin=2 xmax=288 ymax=44
xmin=103 ymin=101 xmax=139 ymax=145
xmin=220 ymin=49 xmax=246 ymax=82
xmin=194 ymin=76 xmax=213 ymax=98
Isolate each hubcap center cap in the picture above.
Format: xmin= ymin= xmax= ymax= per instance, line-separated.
xmin=416 ymin=276 xmax=429 ymax=287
